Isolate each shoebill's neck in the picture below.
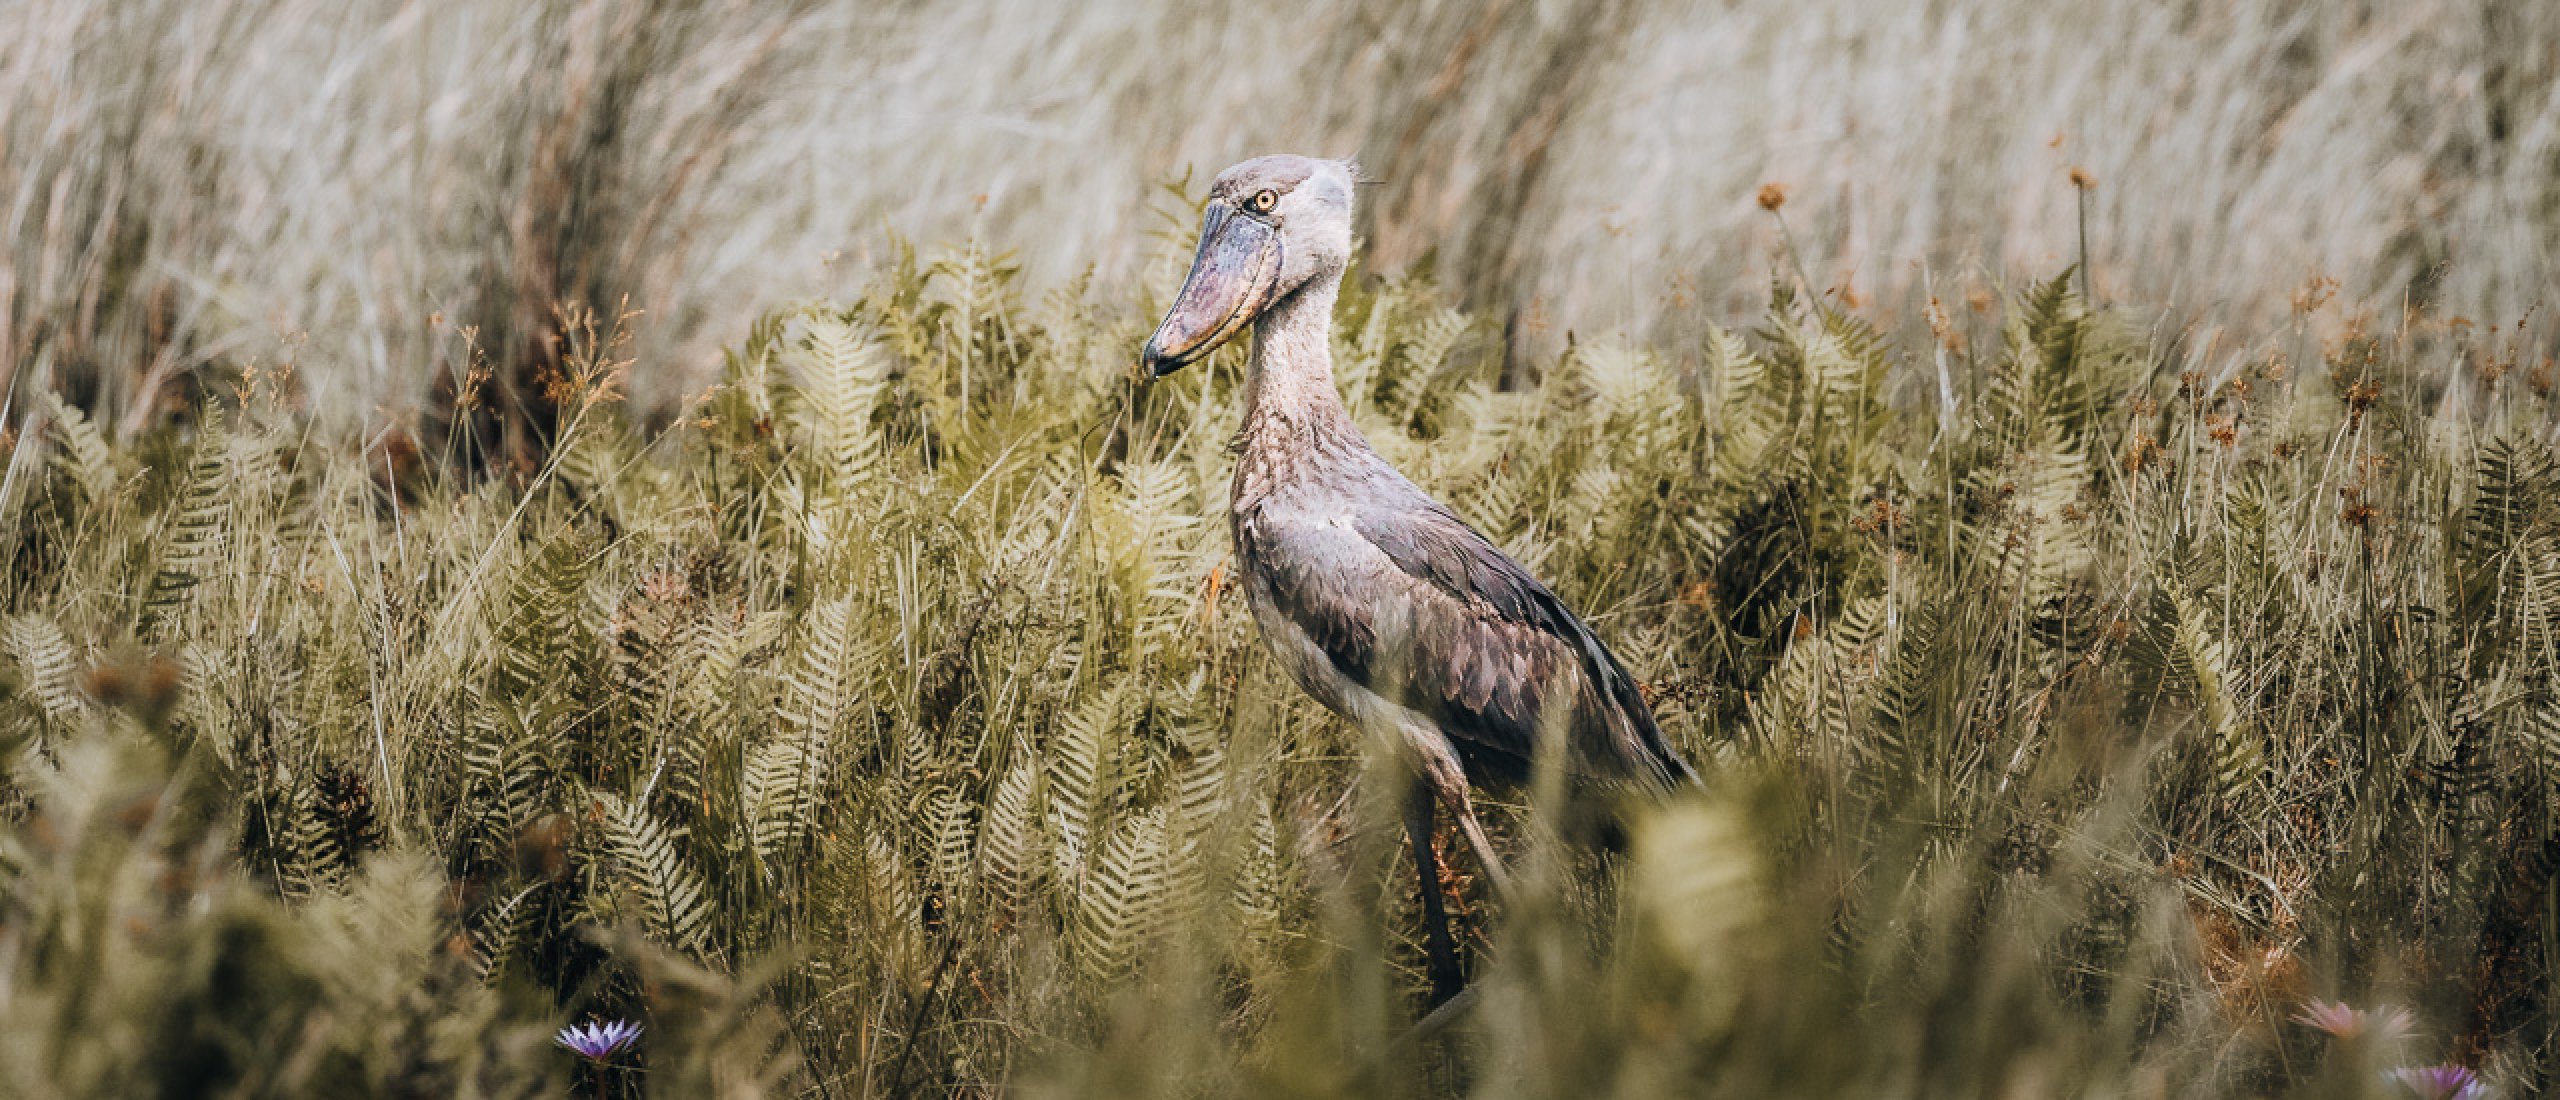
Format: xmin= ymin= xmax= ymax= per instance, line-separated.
xmin=1234 ymin=272 xmax=1369 ymax=511
xmin=1242 ymin=274 xmax=1352 ymax=439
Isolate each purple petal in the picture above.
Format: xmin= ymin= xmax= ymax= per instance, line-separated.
xmin=2390 ymin=1065 xmax=2485 ymax=1100
xmin=555 ymin=1019 xmax=644 ymax=1060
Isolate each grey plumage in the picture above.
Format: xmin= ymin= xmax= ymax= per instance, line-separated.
xmin=1233 ymin=419 xmax=1693 ymax=796
xmin=1143 ymin=153 xmax=1694 ymax=1005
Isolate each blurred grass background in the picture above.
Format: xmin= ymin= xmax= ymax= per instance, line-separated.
xmin=5 ymin=1 xmax=2560 ymax=1097
xmin=6 ymin=0 xmax=2556 ymax=434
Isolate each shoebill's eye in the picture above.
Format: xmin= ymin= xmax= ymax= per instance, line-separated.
xmin=1245 ymin=188 xmax=1279 ymax=215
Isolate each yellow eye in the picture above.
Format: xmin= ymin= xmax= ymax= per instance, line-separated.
xmin=1246 ymin=189 xmax=1278 ymax=215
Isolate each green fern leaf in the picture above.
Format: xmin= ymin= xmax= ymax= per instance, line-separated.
xmin=1077 ymin=808 xmax=1172 ymax=977
xmin=40 ymin=391 xmax=116 ymax=504
xmin=596 ymin=791 xmax=715 ymax=956
xmin=142 ymin=412 xmax=233 ymax=634
xmin=4 ymin=614 xmax=86 ymax=724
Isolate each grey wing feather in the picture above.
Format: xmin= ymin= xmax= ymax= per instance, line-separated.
xmin=1349 ymin=502 xmax=1696 ymax=790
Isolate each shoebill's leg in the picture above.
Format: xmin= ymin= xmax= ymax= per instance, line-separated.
xmin=1410 ymin=739 xmax=1515 ymax=899
xmin=1403 ymin=782 xmax=1466 ymax=1007
xmin=1439 ymin=782 xmax=1515 ymax=899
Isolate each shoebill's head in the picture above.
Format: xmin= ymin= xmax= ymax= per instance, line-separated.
xmin=1141 ymin=155 xmax=1357 ymax=377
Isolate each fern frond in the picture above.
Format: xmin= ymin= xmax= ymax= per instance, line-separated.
xmin=742 ymin=598 xmax=859 ymax=868
xmin=272 ymin=780 xmax=350 ymax=900
xmin=1867 ymin=593 xmax=1951 ymax=791
xmin=4 ymin=614 xmax=86 ymax=725
xmin=927 ymin=783 xmax=979 ymax=893
xmin=142 ymin=412 xmax=233 ymax=634
xmin=1077 ymin=808 xmax=1172 ymax=977
xmin=1047 ymin=683 xmax=1128 ymax=880
xmin=2155 ymin=577 xmax=2264 ymax=809
xmin=983 ymin=754 xmax=1044 ymax=910
xmin=744 ymin=720 xmax=831 ymax=869
xmin=783 ymin=312 xmax=893 ymax=493
xmin=40 ymin=391 xmax=116 ymax=504
xmin=596 ymin=791 xmax=715 ymax=956
xmin=491 ymin=528 xmax=595 ymax=704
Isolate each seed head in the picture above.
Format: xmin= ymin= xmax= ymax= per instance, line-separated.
xmin=1848 ymin=496 xmax=1907 ymax=535
xmin=2345 ymin=380 xmax=2383 ymax=420
xmin=2206 ymin=414 xmax=2239 ymax=449
xmin=1755 ymin=182 xmax=1788 ymax=212
xmin=1924 ymin=296 xmax=1964 ymax=353
xmin=2292 ymin=275 xmax=2340 ymax=315
xmin=2123 ymin=434 xmax=2163 ymax=475
xmin=2068 ymin=166 xmax=2098 ymax=191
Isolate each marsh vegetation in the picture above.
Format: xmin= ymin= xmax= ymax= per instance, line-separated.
xmin=4 ymin=2 xmax=2560 ymax=1096
xmin=9 ymin=249 xmax=2560 ymax=1095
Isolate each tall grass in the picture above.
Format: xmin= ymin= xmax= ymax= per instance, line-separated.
xmin=5 ymin=228 xmax=2559 ymax=1093
xmin=5 ymin=0 xmax=2555 ymax=432
xmin=6 ymin=2 xmax=2558 ymax=1093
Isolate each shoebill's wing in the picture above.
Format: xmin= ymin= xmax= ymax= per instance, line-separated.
xmin=1245 ymin=496 xmax=1693 ymax=789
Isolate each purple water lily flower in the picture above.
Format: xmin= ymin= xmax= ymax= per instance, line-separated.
xmin=555 ymin=1019 xmax=643 ymax=1061
xmin=2389 ymin=1064 xmax=2490 ymax=1100
xmin=2295 ymin=998 xmax=2416 ymax=1041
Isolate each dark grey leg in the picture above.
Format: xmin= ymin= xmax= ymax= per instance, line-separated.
xmin=1404 ymin=782 xmax=1467 ymax=1007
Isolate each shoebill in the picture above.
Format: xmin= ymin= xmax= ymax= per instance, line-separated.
xmin=1140 ymin=154 xmax=1697 ymax=1006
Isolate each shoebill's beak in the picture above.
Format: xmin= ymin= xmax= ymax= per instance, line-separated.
xmin=1141 ymin=202 xmax=1282 ymax=378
